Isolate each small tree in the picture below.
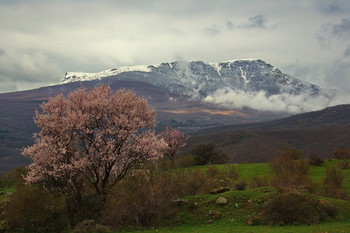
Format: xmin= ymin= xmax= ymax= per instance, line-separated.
xmin=159 ymin=127 xmax=188 ymax=160
xmin=191 ymin=142 xmax=228 ymax=165
xmin=23 ymin=85 xmax=167 ymax=203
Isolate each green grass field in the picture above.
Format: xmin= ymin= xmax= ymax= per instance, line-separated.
xmin=1 ymin=160 xmax=349 ymax=233
xmin=129 ymin=160 xmax=350 ymax=233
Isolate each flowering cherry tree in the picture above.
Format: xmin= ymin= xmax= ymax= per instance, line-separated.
xmin=23 ymin=85 xmax=167 ymax=199
xmin=159 ymin=127 xmax=188 ymax=159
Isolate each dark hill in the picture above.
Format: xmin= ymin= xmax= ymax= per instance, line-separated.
xmin=186 ymin=105 xmax=350 ymax=162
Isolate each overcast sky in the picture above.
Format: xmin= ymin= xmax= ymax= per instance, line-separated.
xmin=1 ymin=0 xmax=350 ymax=95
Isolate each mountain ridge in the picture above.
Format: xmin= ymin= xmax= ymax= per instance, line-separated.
xmin=61 ymin=59 xmax=322 ymax=101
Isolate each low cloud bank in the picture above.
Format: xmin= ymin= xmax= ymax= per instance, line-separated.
xmin=203 ymin=88 xmax=348 ymax=113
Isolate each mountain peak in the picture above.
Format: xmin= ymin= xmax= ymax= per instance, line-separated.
xmin=60 ymin=59 xmax=323 ymax=113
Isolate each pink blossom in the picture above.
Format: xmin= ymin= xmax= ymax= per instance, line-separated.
xmin=23 ymin=85 xmax=166 ymax=195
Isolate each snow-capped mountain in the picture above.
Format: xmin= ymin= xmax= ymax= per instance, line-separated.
xmin=62 ymin=59 xmax=321 ymax=100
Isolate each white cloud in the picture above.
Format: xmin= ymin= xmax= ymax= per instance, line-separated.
xmin=0 ymin=49 xmax=62 ymax=92
xmin=203 ymin=88 xmax=345 ymax=113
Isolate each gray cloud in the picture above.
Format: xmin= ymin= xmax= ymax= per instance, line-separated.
xmin=247 ymin=15 xmax=268 ymax=28
xmin=332 ymin=18 xmax=350 ymax=38
xmin=318 ymin=0 xmax=342 ymax=14
xmin=344 ymin=45 xmax=350 ymax=57
xmin=0 ymin=49 xmax=62 ymax=93
xmin=205 ymin=24 xmax=221 ymax=35
xmin=325 ymin=60 xmax=350 ymax=92
xmin=226 ymin=20 xmax=234 ymax=30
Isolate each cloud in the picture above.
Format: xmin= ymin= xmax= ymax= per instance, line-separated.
xmin=344 ymin=45 xmax=350 ymax=57
xmin=332 ymin=18 xmax=350 ymax=38
xmin=325 ymin=60 xmax=350 ymax=92
xmin=226 ymin=20 xmax=234 ymax=30
xmin=318 ymin=0 xmax=342 ymax=14
xmin=246 ymin=15 xmax=268 ymax=29
xmin=205 ymin=24 xmax=221 ymax=35
xmin=0 ymin=49 xmax=62 ymax=93
xmin=203 ymin=88 xmax=343 ymax=113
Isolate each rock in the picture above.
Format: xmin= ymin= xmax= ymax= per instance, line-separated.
xmin=209 ymin=186 xmax=230 ymax=194
xmin=216 ymin=196 xmax=228 ymax=205
xmin=172 ymin=199 xmax=189 ymax=206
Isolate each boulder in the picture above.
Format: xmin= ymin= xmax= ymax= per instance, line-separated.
xmin=216 ymin=196 xmax=228 ymax=205
xmin=209 ymin=186 xmax=230 ymax=194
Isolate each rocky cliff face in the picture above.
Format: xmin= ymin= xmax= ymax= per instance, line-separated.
xmin=62 ymin=59 xmax=321 ymax=100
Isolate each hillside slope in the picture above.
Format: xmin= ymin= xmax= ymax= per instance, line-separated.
xmin=187 ymin=105 xmax=350 ymax=162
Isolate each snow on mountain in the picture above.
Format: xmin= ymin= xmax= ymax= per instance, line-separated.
xmin=61 ymin=59 xmax=327 ymax=113
xmin=62 ymin=65 xmax=152 ymax=83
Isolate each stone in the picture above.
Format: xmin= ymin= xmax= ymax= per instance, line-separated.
xmin=172 ymin=199 xmax=189 ymax=206
xmin=216 ymin=196 xmax=228 ymax=205
xmin=209 ymin=186 xmax=230 ymax=194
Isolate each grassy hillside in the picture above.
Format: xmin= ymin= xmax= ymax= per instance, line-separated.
xmin=1 ymin=160 xmax=350 ymax=233
xmin=130 ymin=160 xmax=350 ymax=233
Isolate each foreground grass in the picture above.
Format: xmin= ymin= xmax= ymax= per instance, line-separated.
xmin=130 ymin=160 xmax=350 ymax=233
xmin=133 ymin=222 xmax=350 ymax=233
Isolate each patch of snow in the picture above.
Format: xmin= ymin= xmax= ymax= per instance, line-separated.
xmin=61 ymin=65 xmax=151 ymax=84
xmin=239 ymin=67 xmax=249 ymax=83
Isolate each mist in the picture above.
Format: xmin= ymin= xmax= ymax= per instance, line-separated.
xmin=203 ymin=88 xmax=347 ymax=113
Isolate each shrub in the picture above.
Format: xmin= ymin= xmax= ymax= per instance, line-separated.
xmin=336 ymin=160 xmax=350 ymax=169
xmin=324 ymin=166 xmax=345 ymax=189
xmin=270 ymin=154 xmax=312 ymax=191
xmin=0 ymin=167 xmax=27 ymax=187
xmin=250 ymin=175 xmax=269 ymax=188
xmin=177 ymin=169 xmax=219 ymax=196
xmin=308 ymin=155 xmax=324 ymax=166
xmin=332 ymin=148 xmax=350 ymax=160
xmin=72 ymin=219 xmax=111 ymax=233
xmin=157 ymin=155 xmax=196 ymax=170
xmin=323 ymin=166 xmax=348 ymax=200
xmin=262 ymin=190 xmax=319 ymax=225
xmin=191 ymin=142 xmax=228 ymax=165
xmin=224 ymin=164 xmax=240 ymax=180
xmin=101 ymin=167 xmax=226 ymax=230
xmin=2 ymin=184 xmax=68 ymax=233
xmin=234 ymin=180 xmax=247 ymax=191
xmin=101 ymin=173 xmax=179 ymax=229
xmin=277 ymin=149 xmax=304 ymax=160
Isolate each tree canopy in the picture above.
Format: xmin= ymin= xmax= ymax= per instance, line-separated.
xmin=23 ymin=85 xmax=167 ymax=199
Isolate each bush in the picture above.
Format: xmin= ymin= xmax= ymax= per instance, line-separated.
xmin=336 ymin=160 xmax=350 ymax=169
xmin=262 ymin=190 xmax=320 ymax=225
xmin=323 ymin=166 xmax=348 ymax=200
xmin=270 ymin=154 xmax=312 ymax=191
xmin=277 ymin=149 xmax=304 ymax=160
xmin=191 ymin=142 xmax=228 ymax=165
xmin=308 ymin=155 xmax=324 ymax=166
xmin=234 ymin=180 xmax=247 ymax=191
xmin=0 ymin=167 xmax=27 ymax=187
xmin=101 ymin=173 xmax=180 ymax=229
xmin=72 ymin=219 xmax=111 ymax=233
xmin=324 ymin=166 xmax=345 ymax=189
xmin=250 ymin=175 xmax=269 ymax=188
xmin=177 ymin=168 xmax=219 ymax=196
xmin=157 ymin=155 xmax=196 ymax=170
xmin=332 ymin=148 xmax=350 ymax=160
xmin=2 ymin=184 xmax=68 ymax=233
xmin=101 ymin=167 xmax=228 ymax=230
